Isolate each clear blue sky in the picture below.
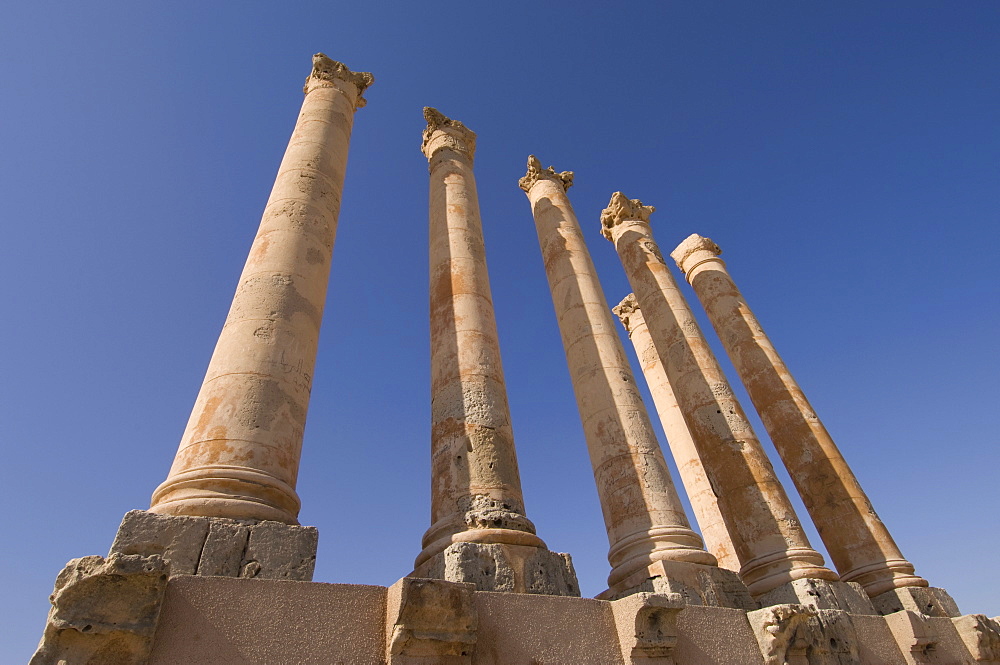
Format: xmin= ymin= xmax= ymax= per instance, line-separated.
xmin=2 ymin=2 xmax=998 ymax=660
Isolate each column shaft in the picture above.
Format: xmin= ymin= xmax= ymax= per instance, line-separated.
xmin=416 ymin=111 xmax=545 ymax=568
xmin=149 ymin=54 xmax=373 ymax=524
xmin=520 ymin=159 xmax=715 ymax=590
xmin=671 ymin=235 xmax=927 ymax=596
xmin=601 ymin=193 xmax=838 ymax=596
xmin=613 ymin=294 xmax=740 ymax=572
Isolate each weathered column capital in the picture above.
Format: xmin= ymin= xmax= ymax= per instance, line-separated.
xmin=518 ymin=155 xmax=574 ymax=193
xmin=671 ymin=234 xmax=723 ymax=280
xmin=612 ymin=293 xmax=641 ymax=336
xmin=421 ymin=107 xmax=477 ymax=162
xmin=303 ymin=53 xmax=374 ymax=107
xmin=600 ymin=192 xmax=656 ymax=240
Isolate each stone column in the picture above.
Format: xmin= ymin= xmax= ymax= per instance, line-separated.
xmin=671 ymin=235 xmax=955 ymax=614
xmin=518 ymin=158 xmax=752 ymax=607
xmin=612 ymin=294 xmax=739 ymax=573
xmin=149 ymin=54 xmax=373 ymax=524
xmin=413 ymin=116 xmax=577 ymax=596
xmin=601 ymin=192 xmax=841 ymax=600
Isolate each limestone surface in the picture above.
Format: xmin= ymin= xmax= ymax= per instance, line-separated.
xmin=31 ymin=553 xmax=170 ymax=665
xmin=110 ymin=509 xmax=317 ymax=582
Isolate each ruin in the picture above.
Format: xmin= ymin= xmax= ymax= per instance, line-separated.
xmin=32 ymin=53 xmax=998 ymax=665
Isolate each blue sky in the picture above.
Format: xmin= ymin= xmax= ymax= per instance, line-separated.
xmin=2 ymin=2 xmax=998 ymax=660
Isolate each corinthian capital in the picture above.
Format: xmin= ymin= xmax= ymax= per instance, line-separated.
xmin=421 ymin=107 xmax=477 ymax=161
xmin=670 ymin=234 xmax=722 ymax=273
xmin=600 ymin=192 xmax=655 ymax=240
xmin=303 ymin=53 xmax=375 ymax=107
xmin=518 ymin=155 xmax=574 ymax=193
xmin=612 ymin=293 xmax=643 ymax=335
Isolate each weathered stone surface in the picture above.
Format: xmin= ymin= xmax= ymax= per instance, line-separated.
xmin=387 ymin=577 xmax=477 ymax=664
xmin=242 ymin=520 xmax=318 ymax=581
xmin=415 ymin=541 xmax=579 ymax=596
xmin=747 ymin=604 xmax=863 ymax=665
xmin=611 ymin=592 xmax=685 ymax=664
xmin=601 ymin=559 xmax=757 ymax=611
xmin=110 ymin=509 xmax=209 ymax=576
xmin=672 ymin=233 xmax=929 ymax=598
xmin=953 ymin=614 xmax=1000 ymax=662
xmin=872 ymin=586 xmax=961 ymax=618
xmin=757 ymin=578 xmax=877 ymax=615
xmin=31 ymin=553 xmax=169 ymax=665
xmin=110 ymin=509 xmax=317 ymax=581
xmin=197 ymin=519 xmax=250 ymax=577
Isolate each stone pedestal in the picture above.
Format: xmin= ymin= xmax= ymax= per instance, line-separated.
xmin=416 ymin=116 xmax=576 ymax=595
xmin=519 ymin=157 xmax=727 ymax=601
xmin=601 ymin=192 xmax=838 ymax=599
xmin=149 ymin=54 xmax=373 ymax=524
xmin=672 ymin=234 xmax=932 ymax=601
xmin=613 ymin=294 xmax=739 ymax=573
xmin=110 ymin=510 xmax=317 ymax=581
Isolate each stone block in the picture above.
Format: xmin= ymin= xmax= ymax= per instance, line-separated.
xmin=241 ymin=520 xmax=318 ymax=581
xmin=386 ymin=577 xmax=477 ymax=664
xmin=747 ymin=604 xmax=864 ymax=665
xmin=197 ymin=519 xmax=250 ymax=577
xmin=600 ymin=559 xmax=757 ymax=611
xmin=109 ymin=509 xmax=209 ymax=575
xmin=31 ymin=553 xmax=170 ymax=665
xmin=475 ymin=591 xmax=622 ymax=664
xmin=882 ymin=609 xmax=981 ymax=665
xmin=414 ymin=541 xmax=580 ymax=596
xmin=953 ymin=614 xmax=1000 ymax=662
xmin=611 ymin=592 xmax=685 ymax=664
xmin=148 ymin=577 xmax=387 ymax=664
xmin=757 ymin=578 xmax=877 ymax=615
xmin=872 ymin=587 xmax=961 ymax=618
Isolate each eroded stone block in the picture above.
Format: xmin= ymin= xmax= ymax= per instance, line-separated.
xmin=110 ymin=509 xmax=209 ymax=575
xmin=601 ymin=559 xmax=757 ymax=610
xmin=953 ymin=614 xmax=1000 ymax=662
xmin=747 ymin=604 xmax=863 ymax=665
xmin=387 ymin=577 xmax=477 ymax=664
xmin=872 ymin=587 xmax=960 ymax=618
xmin=197 ymin=519 xmax=250 ymax=577
xmin=31 ymin=553 xmax=170 ymax=665
xmin=757 ymin=578 xmax=877 ymax=615
xmin=418 ymin=541 xmax=580 ymax=596
xmin=241 ymin=520 xmax=318 ymax=581
xmin=611 ymin=592 xmax=685 ymax=664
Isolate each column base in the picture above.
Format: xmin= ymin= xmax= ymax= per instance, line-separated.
xmin=755 ymin=578 xmax=877 ymax=614
xmin=597 ymin=559 xmax=757 ymax=610
xmin=871 ymin=585 xmax=960 ymax=617
xmin=111 ymin=509 xmax=317 ymax=581
xmin=410 ymin=542 xmax=580 ymax=597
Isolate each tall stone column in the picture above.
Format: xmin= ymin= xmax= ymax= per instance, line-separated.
xmin=149 ymin=54 xmax=373 ymax=524
xmin=671 ymin=235 xmax=957 ymax=615
xmin=601 ymin=193 xmax=841 ymax=600
xmin=518 ymin=158 xmax=752 ymax=607
xmin=612 ymin=294 xmax=739 ymax=573
xmin=413 ymin=116 xmax=577 ymax=596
